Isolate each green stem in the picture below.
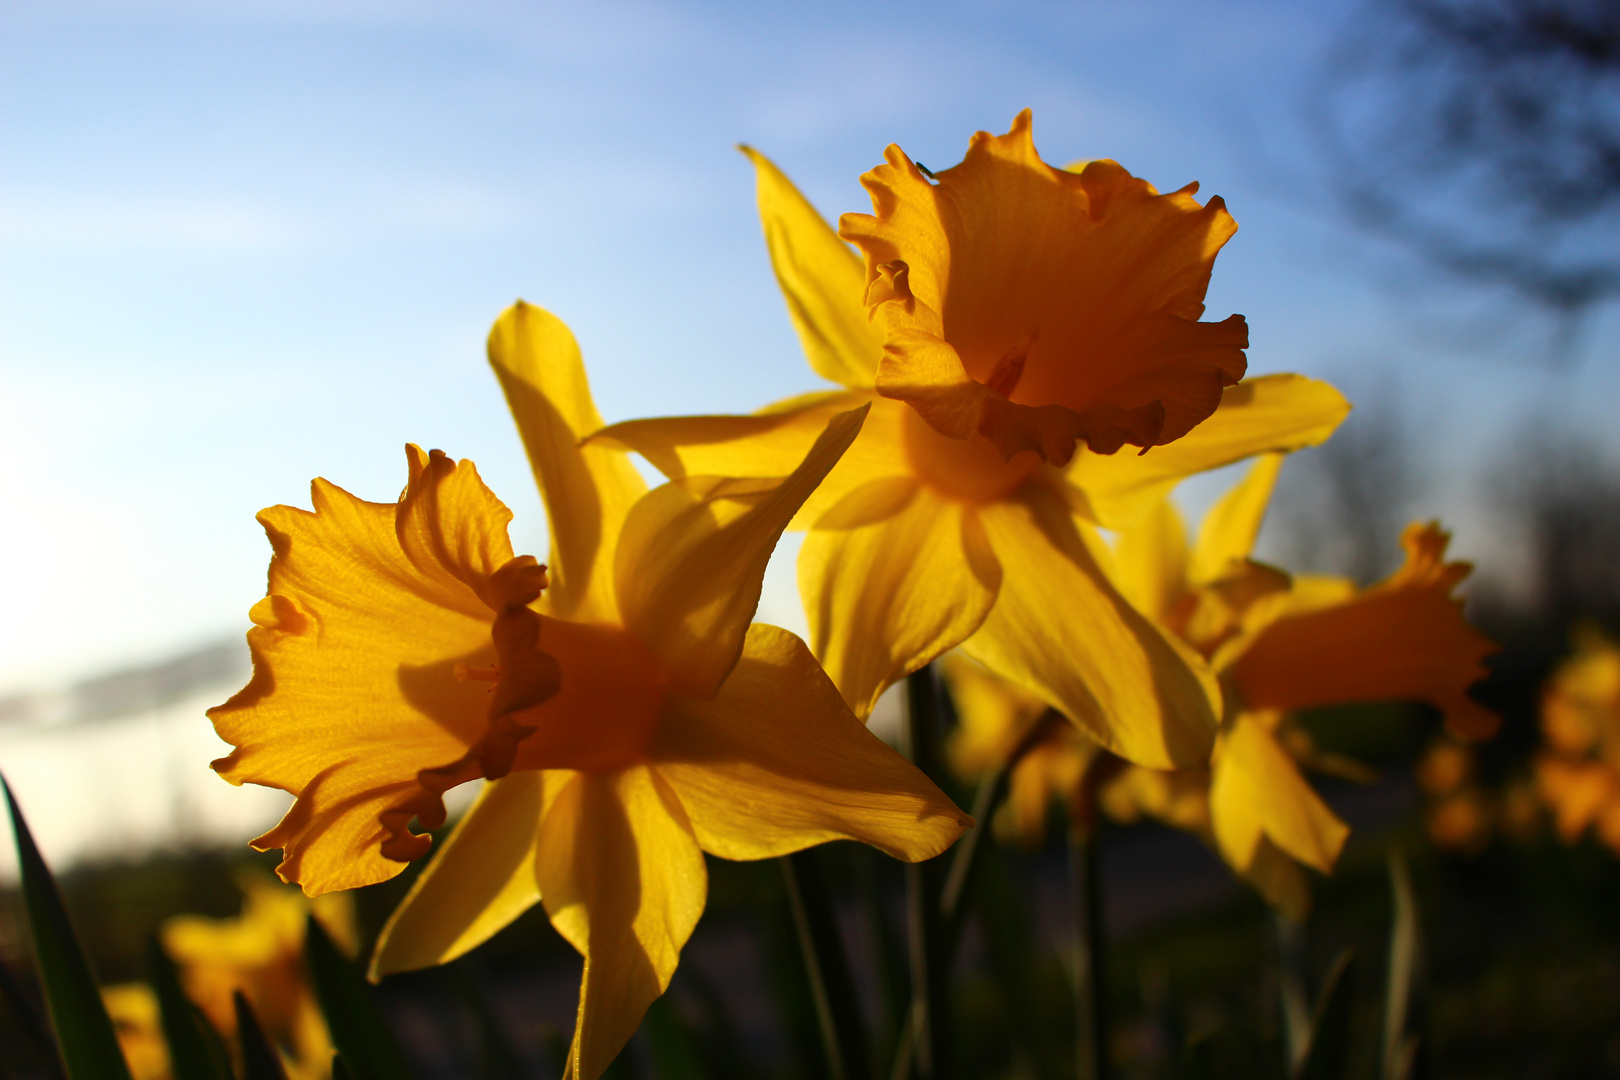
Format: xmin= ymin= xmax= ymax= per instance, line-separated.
xmin=781 ymin=850 xmax=872 ymax=1080
xmin=1069 ymin=772 xmax=1110 ymax=1080
xmin=903 ymin=666 xmax=949 ymax=1080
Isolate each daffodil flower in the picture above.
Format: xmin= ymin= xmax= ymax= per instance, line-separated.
xmin=211 ymin=302 xmax=969 ymax=1079
xmin=1535 ymin=626 xmax=1620 ymax=852
xmin=1110 ymin=453 xmax=1498 ymax=913
xmin=595 ymin=116 xmax=1350 ymax=770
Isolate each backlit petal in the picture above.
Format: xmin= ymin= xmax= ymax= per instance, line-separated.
xmin=839 ymin=111 xmax=1247 ymax=463
xmin=591 ymin=391 xmax=907 ymax=529
xmin=962 ymin=482 xmax=1219 ymax=769
xmin=652 ymin=624 xmax=970 ymax=862
xmin=1210 ymin=712 xmax=1348 ymax=875
xmin=210 ymin=450 xmax=551 ymax=894
xmin=1189 ymin=452 xmax=1284 ymax=583
xmin=742 ymin=146 xmax=881 ymax=389
xmin=370 ymin=771 xmax=563 ymax=978
xmin=1112 ymin=497 xmax=1189 ymax=622
xmin=615 ymin=406 xmax=868 ymax=698
xmin=1229 ymin=523 xmax=1499 ymax=739
xmin=535 ymin=768 xmax=706 ymax=1080
xmin=799 ymin=478 xmax=1001 ymax=719
xmin=488 ymin=301 xmax=648 ymax=623
xmin=1068 ymin=374 xmax=1351 ymax=529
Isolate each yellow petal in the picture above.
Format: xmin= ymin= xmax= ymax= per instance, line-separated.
xmin=1111 ymin=496 xmax=1189 ymax=622
xmin=535 ymin=767 xmax=706 ymax=1080
xmin=614 ymin=405 xmax=868 ymax=698
xmin=1210 ymin=712 xmax=1348 ymax=875
xmin=209 ymin=449 xmax=542 ymax=894
xmin=1240 ymin=836 xmax=1311 ymax=920
xmin=1229 ymin=523 xmax=1499 ymax=739
xmin=370 ymin=771 xmax=561 ymax=978
xmin=962 ymin=481 xmax=1219 ymax=769
xmin=941 ymin=652 xmax=1051 ymax=779
xmin=651 ymin=624 xmax=970 ymax=862
xmin=1067 ymin=374 xmax=1351 ymax=529
xmin=742 ymin=146 xmax=881 ymax=389
xmin=799 ymin=478 xmax=1001 ymax=719
xmin=1189 ymin=451 xmax=1284 ymax=583
xmin=591 ymin=391 xmax=908 ymax=530
xmin=488 ymin=301 xmax=648 ymax=623
xmin=839 ymin=111 xmax=1247 ymax=464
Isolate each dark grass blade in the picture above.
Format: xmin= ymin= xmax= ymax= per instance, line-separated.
xmin=146 ymin=938 xmax=232 ymax=1080
xmin=1295 ymin=950 xmax=1357 ymax=1080
xmin=0 ymin=954 xmax=66 ymax=1079
xmin=305 ymin=915 xmax=413 ymax=1080
xmin=1 ymin=775 xmax=132 ymax=1080
xmin=781 ymin=850 xmax=871 ymax=1080
xmin=234 ymin=992 xmax=290 ymax=1080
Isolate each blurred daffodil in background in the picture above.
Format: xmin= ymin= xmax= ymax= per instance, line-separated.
xmin=598 ymin=113 xmax=1351 ymax=773
xmin=102 ymin=983 xmax=170 ymax=1080
xmin=210 ymin=301 xmax=970 ymax=1079
xmin=1536 ymin=626 xmax=1620 ymax=852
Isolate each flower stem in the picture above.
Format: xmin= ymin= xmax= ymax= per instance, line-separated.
xmin=902 ymin=665 xmax=950 ymax=1080
xmin=1069 ymin=762 xmax=1112 ymax=1080
xmin=781 ymin=849 xmax=872 ymax=1080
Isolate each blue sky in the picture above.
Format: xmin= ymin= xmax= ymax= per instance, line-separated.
xmin=2 ymin=0 xmax=1616 ymax=693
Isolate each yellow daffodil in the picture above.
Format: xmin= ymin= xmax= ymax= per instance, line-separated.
xmin=595 ymin=116 xmax=1350 ymax=771
xmin=161 ymin=876 xmax=355 ymax=1080
xmin=102 ymin=984 xmax=170 ymax=1080
xmin=1417 ymin=737 xmax=1494 ymax=852
xmin=1110 ymin=453 xmax=1499 ymax=913
xmin=211 ymin=302 xmax=969 ymax=1079
xmin=1535 ymin=626 xmax=1620 ymax=852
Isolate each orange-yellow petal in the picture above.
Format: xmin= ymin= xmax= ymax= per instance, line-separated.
xmin=1066 ymin=374 xmax=1351 ymax=530
xmin=488 ymin=301 xmax=648 ymax=623
xmin=651 ymin=624 xmax=970 ymax=862
xmin=614 ymin=405 xmax=868 ymax=698
xmin=535 ymin=767 xmax=707 ymax=1080
xmin=591 ymin=391 xmax=908 ymax=530
xmin=799 ymin=478 xmax=1001 ymax=719
xmin=1229 ymin=523 xmax=1499 ymax=740
xmin=370 ymin=771 xmax=562 ymax=978
xmin=1210 ymin=712 xmax=1348 ymax=877
xmin=209 ymin=448 xmax=555 ymax=894
xmin=1111 ymin=496 xmax=1190 ymax=623
xmin=742 ymin=146 xmax=881 ymax=389
xmin=961 ymin=481 xmax=1220 ymax=769
xmin=839 ymin=110 xmax=1247 ymax=465
xmin=1189 ymin=452 xmax=1284 ymax=583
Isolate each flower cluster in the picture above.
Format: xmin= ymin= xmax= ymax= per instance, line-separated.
xmin=209 ymin=113 xmax=1499 ymax=1076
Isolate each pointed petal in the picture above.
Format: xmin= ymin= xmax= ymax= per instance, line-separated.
xmin=962 ymin=482 xmax=1219 ymax=769
xmin=742 ymin=146 xmax=881 ymax=389
xmin=1189 ymin=452 xmax=1284 ymax=583
xmin=652 ymin=624 xmax=970 ymax=862
xmin=1112 ymin=497 xmax=1190 ymax=622
xmin=1211 ymin=713 xmax=1348 ymax=875
xmin=535 ymin=768 xmax=706 ymax=1080
xmin=800 ymin=479 xmax=1002 ymax=719
xmin=615 ymin=406 xmax=868 ymax=698
xmin=1068 ymin=374 xmax=1351 ymax=529
xmin=209 ymin=450 xmax=544 ymax=894
xmin=1229 ymin=523 xmax=1499 ymax=739
xmin=369 ymin=771 xmax=562 ymax=978
xmin=488 ymin=301 xmax=648 ymax=622
xmin=591 ymin=391 xmax=907 ymax=529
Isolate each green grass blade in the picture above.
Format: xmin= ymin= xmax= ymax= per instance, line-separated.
xmin=234 ymin=992 xmax=290 ymax=1080
xmin=1382 ymin=852 xmax=1419 ymax=1080
xmin=1294 ymin=950 xmax=1356 ymax=1080
xmin=0 ymin=955 xmax=67 ymax=1079
xmin=305 ymin=915 xmax=414 ymax=1080
xmin=1 ymin=775 xmax=132 ymax=1080
xmin=145 ymin=938 xmax=232 ymax=1080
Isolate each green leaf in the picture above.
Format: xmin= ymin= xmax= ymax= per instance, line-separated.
xmin=1295 ymin=950 xmax=1356 ymax=1080
xmin=1 ymin=775 xmax=132 ymax=1080
xmin=305 ymin=915 xmax=414 ymax=1080
xmin=145 ymin=939 xmax=232 ymax=1080
xmin=234 ymin=992 xmax=290 ymax=1080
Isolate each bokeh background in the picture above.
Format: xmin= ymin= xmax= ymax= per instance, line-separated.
xmin=3 ymin=1 xmax=1618 ymax=1077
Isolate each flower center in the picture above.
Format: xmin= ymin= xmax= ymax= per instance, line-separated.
xmin=902 ymin=402 xmax=1041 ymax=503
xmin=510 ymin=618 xmax=669 ymax=773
